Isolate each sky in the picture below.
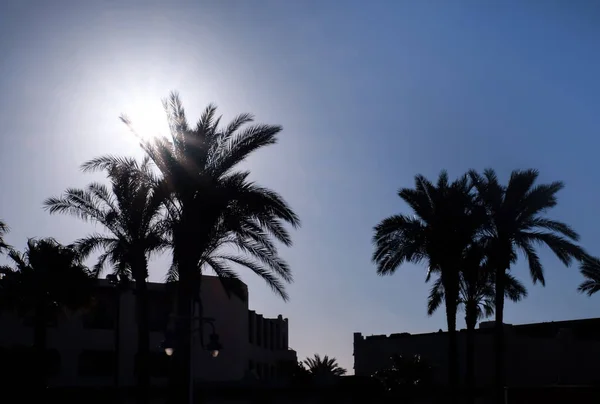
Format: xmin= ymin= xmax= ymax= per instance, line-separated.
xmin=1 ymin=0 xmax=599 ymax=373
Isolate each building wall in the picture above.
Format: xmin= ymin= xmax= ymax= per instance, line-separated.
xmin=247 ymin=311 xmax=297 ymax=381
xmin=354 ymin=318 xmax=600 ymax=387
xmin=0 ymin=275 xmax=296 ymax=387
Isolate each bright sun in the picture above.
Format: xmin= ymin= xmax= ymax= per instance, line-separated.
xmin=121 ymin=98 xmax=170 ymax=142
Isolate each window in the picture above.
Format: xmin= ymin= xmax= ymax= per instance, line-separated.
xmin=78 ymin=350 xmax=115 ymax=377
xmin=82 ymin=288 xmax=117 ymax=329
xmin=275 ymin=323 xmax=281 ymax=350
xmin=248 ymin=360 xmax=254 ymax=372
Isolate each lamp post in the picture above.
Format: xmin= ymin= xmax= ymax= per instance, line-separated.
xmin=107 ymin=273 xmax=130 ymax=390
xmin=161 ymin=316 xmax=222 ymax=404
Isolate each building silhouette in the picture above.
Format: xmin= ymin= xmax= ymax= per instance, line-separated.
xmin=0 ymin=275 xmax=296 ymax=387
xmin=354 ymin=317 xmax=600 ymax=387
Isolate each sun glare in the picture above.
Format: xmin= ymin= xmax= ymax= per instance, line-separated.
xmin=121 ymin=98 xmax=170 ymax=142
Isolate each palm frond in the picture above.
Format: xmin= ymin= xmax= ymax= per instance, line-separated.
xmin=519 ymin=231 xmax=586 ymax=266
xmin=213 ymin=124 xmax=281 ymax=176
xmin=578 ymin=256 xmax=600 ymax=296
xmin=504 ymin=273 xmax=528 ymax=302
xmin=372 ymin=214 xmax=427 ymax=275
xmin=0 ymin=220 xmax=9 ymax=252
xmin=427 ymin=277 xmax=444 ymax=316
xmin=515 ymin=239 xmax=545 ymax=285
xmin=217 ymin=255 xmax=288 ymax=301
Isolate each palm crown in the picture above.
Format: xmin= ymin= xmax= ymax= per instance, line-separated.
xmin=469 ymin=168 xmax=586 ymax=283
xmin=303 ymin=354 xmax=347 ymax=377
xmin=84 ymin=92 xmax=300 ymax=298
xmin=0 ymin=238 xmax=93 ymax=315
xmin=45 ymin=157 xmax=168 ymax=279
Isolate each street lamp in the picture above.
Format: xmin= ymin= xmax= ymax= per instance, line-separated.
xmin=160 ymin=317 xmax=222 ymax=357
xmin=160 ymin=314 xmax=223 ymax=404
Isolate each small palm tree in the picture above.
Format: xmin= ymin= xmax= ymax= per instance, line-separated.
xmin=303 ymin=354 xmax=347 ymax=377
xmin=0 ymin=238 xmax=94 ymax=387
xmin=84 ymin=92 xmax=300 ymax=403
xmin=469 ymin=168 xmax=586 ymax=403
xmin=578 ymin=256 xmax=600 ymax=296
xmin=44 ymin=157 xmax=167 ymax=401
xmin=0 ymin=220 xmax=9 ymax=253
xmin=373 ymin=171 xmax=479 ymax=403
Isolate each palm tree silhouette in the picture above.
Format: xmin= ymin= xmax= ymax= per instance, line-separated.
xmin=469 ymin=168 xmax=586 ymax=404
xmin=44 ymin=157 xmax=168 ymax=402
xmin=373 ymin=171 xmax=479 ymax=403
xmin=0 ymin=220 xmax=9 ymax=253
xmin=578 ymin=256 xmax=600 ymax=296
xmin=84 ymin=92 xmax=300 ymax=403
xmin=0 ymin=238 xmax=94 ymax=388
xmin=303 ymin=354 xmax=347 ymax=377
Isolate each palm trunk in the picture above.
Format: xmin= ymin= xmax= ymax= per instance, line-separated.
xmin=33 ymin=298 xmax=47 ymax=390
xmin=114 ymin=287 xmax=121 ymax=389
xmin=494 ymin=267 xmax=506 ymax=404
xmin=465 ymin=302 xmax=478 ymax=404
xmin=169 ymin=254 xmax=194 ymax=404
xmin=444 ymin=288 xmax=459 ymax=404
xmin=134 ymin=268 xmax=150 ymax=404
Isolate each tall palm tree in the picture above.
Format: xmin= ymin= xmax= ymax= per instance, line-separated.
xmin=469 ymin=168 xmax=586 ymax=403
xmin=0 ymin=238 xmax=94 ymax=388
xmin=83 ymin=92 xmax=300 ymax=403
xmin=44 ymin=157 xmax=167 ymax=403
xmin=0 ymin=219 xmax=9 ymax=253
xmin=303 ymin=354 xmax=347 ymax=377
xmin=373 ymin=171 xmax=479 ymax=403
xmin=578 ymin=256 xmax=600 ymax=296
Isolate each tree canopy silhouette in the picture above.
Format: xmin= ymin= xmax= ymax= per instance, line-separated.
xmin=83 ymin=92 xmax=300 ymax=403
xmin=44 ymin=156 xmax=168 ymax=401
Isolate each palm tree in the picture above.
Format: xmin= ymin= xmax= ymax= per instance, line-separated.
xmin=0 ymin=238 xmax=94 ymax=388
xmin=44 ymin=157 xmax=167 ymax=403
xmin=373 ymin=171 xmax=479 ymax=403
xmin=428 ymin=257 xmax=527 ymax=403
xmin=303 ymin=354 xmax=347 ymax=377
xmin=83 ymin=92 xmax=300 ymax=403
xmin=578 ymin=256 xmax=600 ymax=296
xmin=469 ymin=168 xmax=586 ymax=403
xmin=0 ymin=219 xmax=9 ymax=253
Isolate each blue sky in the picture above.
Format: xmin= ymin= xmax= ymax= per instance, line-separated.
xmin=1 ymin=0 xmax=599 ymax=373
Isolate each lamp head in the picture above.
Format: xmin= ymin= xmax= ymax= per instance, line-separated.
xmin=206 ymin=333 xmax=222 ymax=358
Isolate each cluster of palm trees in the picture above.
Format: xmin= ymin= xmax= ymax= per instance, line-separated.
xmin=2 ymin=93 xmax=600 ymax=404
xmin=0 ymin=92 xmax=300 ymax=404
xmin=373 ymin=169 xmax=600 ymax=404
